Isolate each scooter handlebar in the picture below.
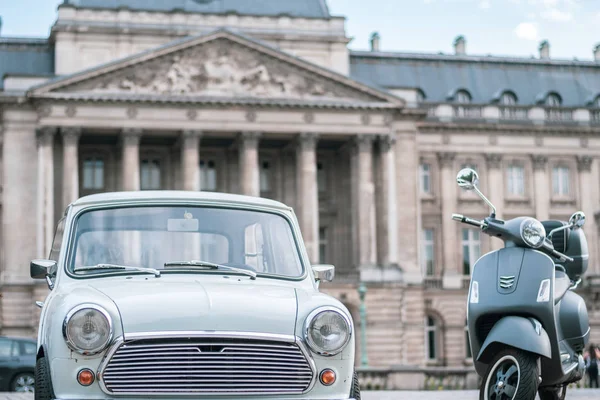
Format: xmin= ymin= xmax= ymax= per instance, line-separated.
xmin=452 ymin=214 xmax=485 ymax=228
xmin=541 ymin=241 xmax=574 ymax=263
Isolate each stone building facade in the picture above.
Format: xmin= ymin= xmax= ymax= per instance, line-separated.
xmin=1 ymin=0 xmax=599 ymax=380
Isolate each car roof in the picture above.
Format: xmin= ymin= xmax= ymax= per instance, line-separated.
xmin=71 ymin=190 xmax=293 ymax=211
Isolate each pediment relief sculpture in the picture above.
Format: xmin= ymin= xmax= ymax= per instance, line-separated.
xmin=63 ymin=40 xmax=371 ymax=101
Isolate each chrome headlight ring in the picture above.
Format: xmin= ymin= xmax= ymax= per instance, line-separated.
xmin=62 ymin=303 xmax=114 ymax=356
xmin=520 ymin=218 xmax=546 ymax=249
xmin=303 ymin=306 xmax=352 ymax=357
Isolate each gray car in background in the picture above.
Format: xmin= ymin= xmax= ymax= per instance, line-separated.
xmin=0 ymin=337 xmax=36 ymax=392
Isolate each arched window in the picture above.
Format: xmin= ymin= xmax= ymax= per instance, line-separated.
xmin=425 ymin=315 xmax=440 ymax=362
xmin=545 ymin=93 xmax=562 ymax=107
xmin=500 ymin=91 xmax=517 ymax=106
xmin=455 ymin=90 xmax=472 ymax=104
xmin=200 ymin=159 xmax=217 ymax=191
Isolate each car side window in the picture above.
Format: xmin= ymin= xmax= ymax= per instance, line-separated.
xmin=20 ymin=341 xmax=36 ymax=356
xmin=0 ymin=338 xmax=13 ymax=357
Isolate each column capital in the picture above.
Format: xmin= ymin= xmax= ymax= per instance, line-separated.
xmin=378 ymin=133 xmax=397 ymax=152
xmin=61 ymin=127 xmax=82 ymax=146
xmin=238 ymin=131 xmax=262 ymax=146
xmin=36 ymin=126 xmax=57 ymax=147
xmin=181 ymin=130 xmax=203 ymax=139
xmin=121 ymin=128 xmax=142 ymax=146
xmin=436 ymin=152 xmax=456 ymax=168
xmin=530 ymin=154 xmax=548 ymax=171
xmin=484 ymin=153 xmax=503 ymax=169
xmin=577 ymin=155 xmax=594 ymax=172
xmin=353 ymin=134 xmax=375 ymax=153
xmin=296 ymin=132 xmax=319 ymax=151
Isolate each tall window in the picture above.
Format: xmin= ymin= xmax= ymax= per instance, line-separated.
xmin=500 ymin=92 xmax=517 ymax=106
xmin=319 ymin=227 xmax=327 ymax=263
xmin=317 ymin=162 xmax=327 ymax=194
xmin=420 ymin=163 xmax=431 ymax=194
xmin=455 ymin=90 xmax=471 ymax=104
xmin=462 ymin=228 xmax=481 ymax=275
xmin=465 ymin=320 xmax=472 ymax=359
xmin=552 ymin=166 xmax=570 ymax=196
xmin=82 ymin=157 xmax=104 ymax=190
xmin=425 ymin=316 xmax=439 ymax=361
xmin=506 ymin=164 xmax=525 ymax=196
xmin=200 ymin=159 xmax=217 ymax=191
xmin=260 ymin=161 xmax=272 ymax=193
xmin=140 ymin=158 xmax=161 ymax=190
xmin=422 ymin=229 xmax=435 ymax=276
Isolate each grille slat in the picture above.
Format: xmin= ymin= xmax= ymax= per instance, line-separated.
xmin=101 ymin=336 xmax=314 ymax=395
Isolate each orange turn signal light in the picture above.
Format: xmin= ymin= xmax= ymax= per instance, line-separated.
xmin=77 ymin=369 xmax=95 ymax=386
xmin=319 ymin=369 xmax=336 ymax=386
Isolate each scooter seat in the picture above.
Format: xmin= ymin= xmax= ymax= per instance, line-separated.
xmin=554 ymin=269 xmax=570 ymax=304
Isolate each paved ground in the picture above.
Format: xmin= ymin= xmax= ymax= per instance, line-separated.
xmin=1 ymin=390 xmax=598 ymax=399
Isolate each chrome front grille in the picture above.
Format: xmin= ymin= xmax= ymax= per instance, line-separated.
xmin=99 ymin=334 xmax=315 ymax=395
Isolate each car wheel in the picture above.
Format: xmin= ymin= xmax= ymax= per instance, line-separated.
xmin=479 ymin=348 xmax=539 ymax=400
xmin=11 ymin=372 xmax=35 ymax=393
xmin=350 ymin=371 xmax=361 ymax=400
xmin=35 ymin=356 xmax=55 ymax=400
xmin=538 ymin=385 xmax=567 ymax=400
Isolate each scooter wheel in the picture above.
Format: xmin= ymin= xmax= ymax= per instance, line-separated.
xmin=538 ymin=385 xmax=567 ymax=400
xmin=479 ymin=348 xmax=539 ymax=400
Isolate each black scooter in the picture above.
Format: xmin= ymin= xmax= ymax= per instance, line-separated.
xmin=452 ymin=168 xmax=590 ymax=400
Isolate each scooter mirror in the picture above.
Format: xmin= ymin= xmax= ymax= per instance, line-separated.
xmin=456 ymin=168 xmax=479 ymax=191
xmin=569 ymin=211 xmax=585 ymax=229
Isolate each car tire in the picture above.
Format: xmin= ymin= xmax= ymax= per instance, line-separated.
xmin=35 ymin=356 xmax=55 ymax=400
xmin=479 ymin=348 xmax=539 ymax=400
xmin=11 ymin=372 xmax=35 ymax=393
xmin=350 ymin=371 xmax=361 ymax=400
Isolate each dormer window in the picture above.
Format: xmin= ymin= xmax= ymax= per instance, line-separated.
xmin=500 ymin=92 xmax=517 ymax=106
xmin=416 ymin=89 xmax=426 ymax=103
xmin=455 ymin=90 xmax=472 ymax=104
xmin=594 ymin=95 xmax=600 ymax=108
xmin=545 ymin=93 xmax=562 ymax=107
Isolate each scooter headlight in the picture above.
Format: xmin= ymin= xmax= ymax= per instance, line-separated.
xmin=520 ymin=218 xmax=546 ymax=248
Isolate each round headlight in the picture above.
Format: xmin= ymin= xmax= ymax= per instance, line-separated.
xmin=63 ymin=304 xmax=113 ymax=355
xmin=304 ymin=307 xmax=352 ymax=356
xmin=520 ymin=218 xmax=546 ymax=248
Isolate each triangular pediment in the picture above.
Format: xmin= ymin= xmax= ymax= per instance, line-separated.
xmin=31 ymin=29 xmax=403 ymax=106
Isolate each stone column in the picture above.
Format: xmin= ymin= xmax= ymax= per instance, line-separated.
xmin=61 ymin=127 xmax=81 ymax=209
xmin=238 ymin=132 xmax=261 ymax=197
xmin=377 ymin=133 xmax=399 ymax=266
xmin=485 ymin=153 xmax=503 ymax=250
xmin=296 ymin=133 xmax=319 ymax=263
xmin=531 ymin=155 xmax=549 ymax=221
xmin=353 ymin=135 xmax=377 ymax=268
xmin=121 ymin=129 xmax=142 ymax=191
xmin=438 ymin=152 xmax=458 ymax=276
xmin=577 ymin=156 xmax=597 ymax=273
xmin=181 ymin=130 xmax=201 ymax=191
xmin=37 ymin=127 xmax=56 ymax=257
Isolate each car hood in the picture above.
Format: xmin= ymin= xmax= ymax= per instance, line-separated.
xmin=87 ymin=278 xmax=298 ymax=338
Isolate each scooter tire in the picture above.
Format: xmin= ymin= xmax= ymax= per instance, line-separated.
xmin=479 ymin=348 xmax=539 ymax=400
xmin=538 ymin=385 xmax=567 ymax=400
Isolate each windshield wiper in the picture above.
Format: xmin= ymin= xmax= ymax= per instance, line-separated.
xmin=74 ymin=264 xmax=161 ymax=278
xmin=164 ymin=260 xmax=257 ymax=280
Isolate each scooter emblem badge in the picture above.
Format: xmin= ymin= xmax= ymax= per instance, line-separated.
xmin=499 ymin=275 xmax=516 ymax=289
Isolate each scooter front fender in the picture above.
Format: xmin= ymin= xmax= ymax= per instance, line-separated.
xmin=477 ymin=316 xmax=551 ymax=362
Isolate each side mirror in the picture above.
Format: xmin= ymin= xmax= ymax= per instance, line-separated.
xmin=456 ymin=168 xmax=479 ymax=191
xmin=312 ymin=264 xmax=335 ymax=283
xmin=30 ymin=259 xmax=57 ymax=279
xmin=569 ymin=211 xmax=585 ymax=230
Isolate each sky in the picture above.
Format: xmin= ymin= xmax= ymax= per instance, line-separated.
xmin=1 ymin=0 xmax=599 ymax=61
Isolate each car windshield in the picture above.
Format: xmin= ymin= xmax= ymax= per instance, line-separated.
xmin=69 ymin=206 xmax=304 ymax=278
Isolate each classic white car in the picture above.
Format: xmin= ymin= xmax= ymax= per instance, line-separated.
xmin=31 ymin=191 xmax=359 ymax=400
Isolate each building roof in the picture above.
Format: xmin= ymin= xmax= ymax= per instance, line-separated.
xmin=0 ymin=38 xmax=55 ymax=90
xmin=65 ymin=0 xmax=331 ymax=19
xmin=349 ymin=51 xmax=600 ymax=107
xmin=72 ymin=190 xmax=292 ymax=211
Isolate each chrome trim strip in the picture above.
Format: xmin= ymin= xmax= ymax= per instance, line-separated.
xmin=96 ymin=331 xmax=316 ymax=397
xmin=62 ymin=303 xmax=114 ymax=356
xmin=303 ymin=306 xmax=353 ymax=356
